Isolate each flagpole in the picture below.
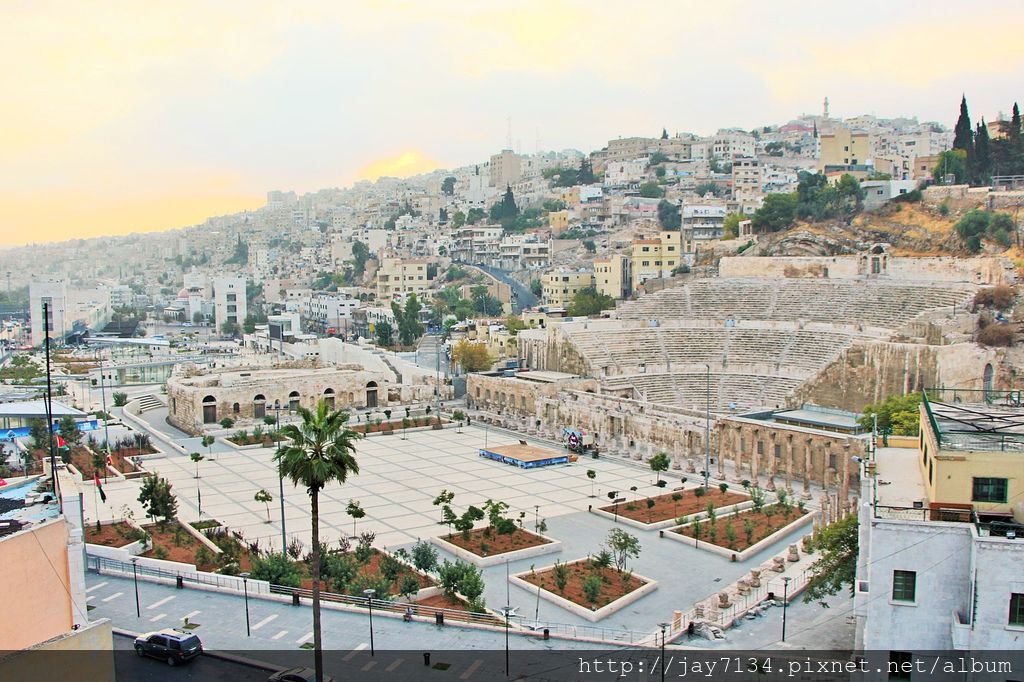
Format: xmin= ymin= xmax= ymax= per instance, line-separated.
xmin=42 ymin=302 xmax=62 ymax=512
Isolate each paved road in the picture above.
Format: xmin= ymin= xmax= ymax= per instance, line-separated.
xmin=472 ymin=264 xmax=538 ymax=312
xmin=113 ymin=634 xmax=271 ymax=682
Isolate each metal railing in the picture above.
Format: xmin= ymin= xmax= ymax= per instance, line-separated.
xmin=872 ymin=504 xmax=973 ymax=523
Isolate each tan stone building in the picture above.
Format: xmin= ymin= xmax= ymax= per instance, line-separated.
xmin=630 ymin=231 xmax=681 ymax=290
xmin=819 ymin=126 xmax=871 ymax=170
xmin=167 ymin=362 xmax=438 ymax=433
xmin=594 ymin=254 xmax=631 ymax=300
xmin=548 ymin=210 xmax=569 ymax=236
xmin=542 ymin=268 xmax=595 ymax=307
xmin=376 ymin=257 xmax=435 ymax=301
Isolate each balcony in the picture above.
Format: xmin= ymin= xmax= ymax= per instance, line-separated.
xmin=950 ymin=609 xmax=971 ymax=650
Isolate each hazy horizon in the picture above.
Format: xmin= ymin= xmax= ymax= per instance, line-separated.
xmin=3 ymin=0 xmax=1022 ymax=248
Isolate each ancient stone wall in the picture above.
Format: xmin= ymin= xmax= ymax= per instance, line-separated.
xmin=792 ymin=340 xmax=1003 ymax=412
xmin=465 ymin=373 xmax=598 ymax=418
xmin=719 ymin=254 xmax=1009 ymax=284
xmin=716 ymin=416 xmax=866 ymax=500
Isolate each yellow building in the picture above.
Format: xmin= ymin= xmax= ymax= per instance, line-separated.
xmin=918 ymin=390 xmax=1024 ymax=521
xmin=548 ymin=210 xmax=569 ymax=235
xmin=819 ymin=126 xmax=871 ymax=170
xmin=376 ymin=258 xmax=435 ymax=300
xmin=542 ymin=269 xmax=595 ymax=308
xmin=594 ymin=254 xmax=631 ymax=300
xmin=630 ymin=231 xmax=681 ymax=291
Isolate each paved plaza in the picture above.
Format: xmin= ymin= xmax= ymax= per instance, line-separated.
xmin=87 ymin=409 xmax=826 ymax=638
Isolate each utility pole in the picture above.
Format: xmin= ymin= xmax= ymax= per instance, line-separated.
xmin=42 ymin=302 xmax=62 ymax=511
xmin=704 ymin=363 xmax=711 ymax=489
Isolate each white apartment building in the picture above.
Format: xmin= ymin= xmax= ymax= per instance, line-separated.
xmin=681 ymin=204 xmax=727 ymax=251
xmin=856 ymin=390 xmax=1024 ymax=654
xmin=498 ymin=234 xmax=552 ymax=271
xmin=711 ymin=129 xmax=756 ymax=159
xmin=449 ymin=226 xmax=503 ymax=266
xmin=604 ymin=159 xmax=648 ymax=186
xmin=29 ymin=280 xmax=111 ymax=346
xmin=305 ymin=292 xmax=359 ymax=335
xmin=213 ymin=276 xmax=247 ymax=331
xmin=731 ymin=157 xmax=763 ymax=213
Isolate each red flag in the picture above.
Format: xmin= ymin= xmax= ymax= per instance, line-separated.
xmin=55 ymin=435 xmax=66 ymax=449
xmin=93 ymin=472 xmax=107 ymax=503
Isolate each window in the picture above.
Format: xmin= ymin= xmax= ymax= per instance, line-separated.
xmin=888 ymin=652 xmax=912 ymax=681
xmin=227 ymin=293 xmax=236 ymax=302
xmin=1010 ymin=593 xmax=1024 ymax=626
xmin=892 ymin=570 xmax=916 ymax=602
xmin=828 ymin=453 xmax=837 ymax=469
xmin=972 ymin=477 xmax=1007 ymax=503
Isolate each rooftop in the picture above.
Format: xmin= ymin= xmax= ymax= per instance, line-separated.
xmin=923 ymin=388 xmax=1024 ymax=453
xmin=0 ymin=400 xmax=87 ymax=418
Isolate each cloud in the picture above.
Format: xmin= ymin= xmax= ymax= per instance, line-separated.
xmin=355 ymin=150 xmax=442 ymax=182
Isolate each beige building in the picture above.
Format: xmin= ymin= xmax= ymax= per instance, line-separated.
xmin=731 ymin=157 xmax=763 ymax=213
xmin=630 ymin=231 xmax=681 ymax=290
xmin=376 ymin=257 xmax=435 ymax=300
xmin=489 ymin=149 xmax=522 ymax=188
xmin=594 ymin=254 xmax=631 ymax=300
xmin=166 ymin=362 xmax=440 ymax=433
xmin=548 ymin=210 xmax=570 ymax=235
xmin=819 ymin=126 xmax=871 ymax=170
xmin=542 ymin=269 xmax=595 ymax=308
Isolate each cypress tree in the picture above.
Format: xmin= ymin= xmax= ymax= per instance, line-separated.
xmin=661 ymin=127 xmax=669 ymax=140
xmin=970 ymin=120 xmax=991 ymax=186
xmin=953 ymin=95 xmax=973 ymax=151
xmin=1011 ymin=103 xmax=1021 ymax=144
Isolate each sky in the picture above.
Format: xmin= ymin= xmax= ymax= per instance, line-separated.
xmin=2 ymin=0 xmax=1023 ymax=247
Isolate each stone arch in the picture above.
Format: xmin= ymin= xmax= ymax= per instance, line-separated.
xmin=288 ymin=390 xmax=300 ymax=412
xmin=232 ymin=402 xmax=240 ymax=415
xmin=983 ymin=363 xmax=994 ymax=396
xmin=366 ymin=381 xmax=378 ymax=409
xmin=323 ymin=387 xmax=336 ymax=409
xmin=202 ymin=395 xmax=217 ymax=424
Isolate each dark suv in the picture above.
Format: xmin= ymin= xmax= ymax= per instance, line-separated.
xmin=133 ymin=629 xmax=203 ymax=666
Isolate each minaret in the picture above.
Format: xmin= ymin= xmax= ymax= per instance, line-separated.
xmin=823 ymin=96 xmax=830 ymax=120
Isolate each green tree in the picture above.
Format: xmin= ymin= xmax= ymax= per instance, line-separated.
xmin=648 ymin=452 xmax=670 ymax=484
xmin=605 ymin=528 xmax=641 ymax=573
xmin=582 ymin=239 xmax=596 ymax=254
xmin=275 ymin=400 xmax=362 ymax=682
xmin=58 ymin=415 xmax=81 ymax=446
xmin=242 ymin=314 xmax=258 ymax=334
xmin=970 ymin=120 xmax=992 ymax=186
xmin=375 ymin=321 xmax=394 ymax=347
xmin=567 ymin=288 xmax=616 ymax=317
xmin=953 ymin=95 xmax=973 ymax=151
xmin=112 ymin=392 xmax=129 ymax=407
xmin=858 ymin=392 xmax=922 ymax=436
xmin=586 ymin=469 xmax=597 ymax=497
xmin=351 ymin=240 xmax=370 ymax=278
xmin=451 ymin=210 xmax=466 ymax=228
xmin=804 ymin=514 xmax=858 ymax=607
xmin=582 ymin=574 xmax=603 ymax=605
xmin=722 ymin=213 xmax=742 ymax=239
xmin=255 ymin=488 xmax=273 ymax=523
xmin=451 ymin=338 xmax=493 ymax=372
xmin=249 ymin=552 xmax=301 ymax=587
xmin=529 ymin=279 xmax=543 ymax=297
xmin=192 ymin=311 xmax=205 ymax=324
xmin=490 ymin=185 xmax=519 ymax=222
xmin=657 ymin=200 xmax=681 ymax=229
xmin=577 ymin=156 xmax=596 ymax=184
xmin=638 ymin=181 xmax=664 ymax=198
xmin=221 ymin=321 xmax=240 ymax=337
xmin=190 ymin=452 xmax=204 ymax=478
xmin=346 ymin=499 xmax=366 ymax=537
xmin=391 ymin=293 xmax=424 ymax=346
xmin=932 ymin=149 xmax=968 ymax=184
xmin=441 ymin=176 xmax=456 ymax=195
xmin=466 ymin=207 xmax=485 ymax=225
xmin=137 ymin=474 xmax=177 ymax=527
xmin=752 ymin=193 xmax=797 ymax=233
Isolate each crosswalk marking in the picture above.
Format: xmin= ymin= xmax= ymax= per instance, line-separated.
xmin=251 ymin=614 xmax=277 ymax=631
xmin=86 ymin=582 xmax=108 ymax=593
xmin=460 ymin=659 xmax=483 ymax=679
xmin=182 ymin=610 xmax=201 ymax=621
xmin=149 ymin=613 xmax=166 ymax=622
xmin=86 ymin=596 xmax=95 ymax=602
xmin=385 ymin=660 xmax=403 ymax=673
xmin=343 ymin=643 xmax=368 ymax=661
xmin=296 ymin=632 xmax=313 ymax=645
xmin=361 ymin=661 xmax=377 ymax=672
xmin=271 ymin=630 xmax=288 ymax=640
xmin=147 ymin=596 xmax=175 ymax=610
xmin=101 ymin=592 xmax=123 ymax=602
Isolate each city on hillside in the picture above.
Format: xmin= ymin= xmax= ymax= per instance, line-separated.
xmin=2 ymin=6 xmax=1024 ymax=682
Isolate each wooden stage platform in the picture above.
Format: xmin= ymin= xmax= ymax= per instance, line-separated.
xmin=478 ymin=443 xmax=570 ymax=469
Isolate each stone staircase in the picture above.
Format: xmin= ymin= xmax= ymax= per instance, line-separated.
xmin=134 ymin=394 xmax=165 ymax=413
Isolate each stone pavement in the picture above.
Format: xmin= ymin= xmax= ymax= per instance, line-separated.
xmin=88 ymin=418 xmax=832 ymax=639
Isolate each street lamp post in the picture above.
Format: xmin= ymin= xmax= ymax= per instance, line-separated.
xmin=240 ymin=572 xmax=251 ymax=637
xmin=704 ymin=363 xmax=711 ymax=490
xmin=130 ymin=557 xmax=140 ymax=618
xmin=658 ymin=622 xmax=670 ymax=682
xmin=500 ymin=606 xmax=516 ymax=677
xmin=364 ymin=589 xmax=376 ymax=656
xmin=781 ymin=576 xmax=792 ymax=642
xmin=274 ymin=401 xmax=286 ymax=553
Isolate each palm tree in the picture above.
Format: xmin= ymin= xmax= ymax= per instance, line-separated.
xmin=275 ymin=400 xmax=362 ymax=682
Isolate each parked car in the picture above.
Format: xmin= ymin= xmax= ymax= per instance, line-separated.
xmin=133 ymin=629 xmax=202 ymax=666
xmin=268 ymin=667 xmax=335 ymax=682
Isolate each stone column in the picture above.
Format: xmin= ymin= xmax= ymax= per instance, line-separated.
xmin=750 ymin=429 xmax=760 ymax=485
xmin=802 ymin=439 xmax=813 ymax=500
xmin=839 ymin=440 xmax=851 ymax=502
xmin=766 ymin=433 xmax=778 ymax=491
xmin=785 ymin=435 xmax=794 ymax=493
xmin=733 ymin=427 xmax=744 ymax=481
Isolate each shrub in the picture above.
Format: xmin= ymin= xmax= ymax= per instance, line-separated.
xmin=411 ymin=540 xmax=438 ymax=573
xmin=718 ymin=482 xmax=728 ymax=494
xmin=552 ymin=560 xmax=569 ymax=594
xmin=112 ymin=392 xmax=129 ymax=407
xmin=399 ymin=574 xmax=420 ymax=599
xmin=219 ymin=417 xmax=235 ymax=429
xmin=379 ymin=552 xmax=403 ymax=581
xmin=974 ymin=284 xmax=1017 ymax=311
xmin=153 ymin=546 xmax=168 ymax=560
xmin=582 ymin=574 xmax=603 ymax=605
xmin=194 ymin=546 xmax=214 ymax=568
xmin=938 ymin=201 xmax=950 ymax=216
xmin=693 ymin=487 xmax=706 ymax=498
xmin=977 ymin=322 xmax=1015 ymax=347
xmin=249 ymin=552 xmax=301 ymax=587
